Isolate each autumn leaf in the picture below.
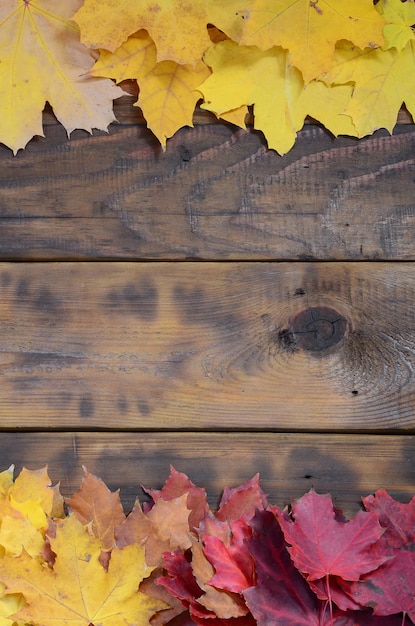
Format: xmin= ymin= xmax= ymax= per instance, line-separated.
xmin=243 ymin=510 xmax=339 ymax=625
xmin=158 ymin=550 xmax=256 ymax=624
xmin=362 ymin=489 xmax=415 ymax=549
xmin=116 ymin=498 xmax=153 ymax=548
xmin=207 ymin=0 xmax=385 ymax=82
xmin=202 ymin=520 xmax=255 ymax=592
xmin=73 ymin=0 xmax=212 ymax=65
xmin=144 ymin=466 xmax=210 ymax=531
xmin=0 ymin=469 xmax=13 ymax=498
xmin=0 ymin=466 xmax=64 ymax=558
xmin=277 ymin=490 xmax=387 ymax=584
xmin=199 ymin=41 xmax=304 ymax=154
xmin=379 ymin=0 xmax=415 ymax=52
xmin=190 ymin=538 xmax=249 ymax=619
xmin=92 ymin=31 xmax=157 ymax=83
xmin=0 ymin=0 xmax=122 ymax=154
xmin=341 ymin=552 xmax=415 ymax=622
xmin=0 ymin=514 xmax=166 ymax=626
xmin=0 ymin=583 xmax=25 ymax=626
xmin=145 ymin=494 xmax=192 ymax=566
xmin=9 ymin=466 xmax=61 ymax=520
xmin=321 ymin=0 xmax=415 ymax=138
xmin=66 ymin=466 xmax=126 ymax=552
xmin=322 ymin=40 xmax=415 ymax=137
xmin=216 ymin=474 xmax=268 ymax=522
xmin=91 ymin=31 xmax=210 ymax=147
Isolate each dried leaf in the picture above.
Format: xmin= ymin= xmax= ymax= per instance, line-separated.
xmin=66 ymin=467 xmax=126 ymax=551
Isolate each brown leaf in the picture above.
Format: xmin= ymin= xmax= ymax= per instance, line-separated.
xmin=66 ymin=467 xmax=126 ymax=551
xmin=145 ymin=495 xmax=192 ymax=567
xmin=116 ymin=499 xmax=152 ymax=548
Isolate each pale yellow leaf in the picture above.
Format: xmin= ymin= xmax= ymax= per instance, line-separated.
xmin=74 ymin=0 xmax=212 ymax=66
xmin=207 ymin=0 xmax=385 ymax=82
xmin=298 ymin=80 xmax=356 ymax=138
xmin=377 ymin=0 xmax=415 ymax=51
xmin=0 ymin=469 xmax=13 ymax=499
xmin=0 ymin=1 xmax=122 ymax=153
xmin=322 ymin=40 xmax=415 ymax=137
xmin=199 ymin=41 xmax=304 ymax=154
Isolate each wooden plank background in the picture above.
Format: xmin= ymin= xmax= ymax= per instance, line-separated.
xmin=0 ymin=88 xmax=414 ymax=516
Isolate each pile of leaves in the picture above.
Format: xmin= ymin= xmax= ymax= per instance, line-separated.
xmin=2 ymin=0 xmax=415 ymax=154
xmin=0 ymin=465 xmax=412 ymax=625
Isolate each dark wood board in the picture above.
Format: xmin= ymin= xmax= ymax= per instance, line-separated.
xmin=1 ymin=261 xmax=415 ymax=432
xmin=1 ymin=112 xmax=415 ymax=261
xmin=0 ymin=431 xmax=412 ymax=519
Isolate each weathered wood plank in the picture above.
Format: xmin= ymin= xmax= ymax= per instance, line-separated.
xmin=1 ymin=261 xmax=415 ymax=431
xmin=1 ymin=116 xmax=415 ymax=260
xmin=1 ymin=432 xmax=412 ymax=518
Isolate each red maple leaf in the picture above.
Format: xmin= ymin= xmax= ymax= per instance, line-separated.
xmin=202 ymin=518 xmax=256 ymax=592
xmin=278 ymin=490 xmax=388 ymax=583
xmin=341 ymin=548 xmax=415 ymax=622
xmin=362 ymin=490 xmax=415 ymax=550
xmin=242 ymin=509 xmax=380 ymax=625
xmin=216 ymin=474 xmax=268 ymax=522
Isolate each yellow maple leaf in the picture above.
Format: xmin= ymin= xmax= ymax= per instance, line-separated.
xmin=322 ymin=37 xmax=415 ymax=137
xmin=0 ymin=515 xmax=166 ymax=626
xmin=0 ymin=0 xmax=122 ymax=153
xmin=9 ymin=466 xmax=63 ymax=520
xmin=74 ymin=0 xmax=212 ymax=66
xmin=379 ymin=0 xmax=415 ymax=51
xmin=297 ymin=80 xmax=356 ymax=138
xmin=0 ymin=515 xmax=45 ymax=558
xmin=92 ymin=31 xmax=210 ymax=147
xmin=0 ymin=467 xmax=65 ymax=558
xmin=199 ymin=41 xmax=302 ymax=154
xmin=216 ymin=106 xmax=248 ymax=129
xmin=200 ymin=40 xmax=357 ymax=152
xmin=92 ymin=31 xmax=156 ymax=83
xmin=0 ymin=469 xmax=13 ymax=498
xmin=207 ymin=0 xmax=385 ymax=82
xmin=0 ymin=583 xmax=24 ymax=626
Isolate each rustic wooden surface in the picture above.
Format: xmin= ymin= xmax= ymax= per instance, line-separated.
xmin=0 ymin=93 xmax=414 ymax=513
xmin=1 ymin=261 xmax=415 ymax=432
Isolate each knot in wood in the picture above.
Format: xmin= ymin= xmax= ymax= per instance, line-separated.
xmin=285 ymin=306 xmax=348 ymax=352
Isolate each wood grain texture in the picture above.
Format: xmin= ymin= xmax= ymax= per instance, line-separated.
xmin=1 ymin=261 xmax=415 ymax=431
xmin=0 ymin=432 xmax=412 ymax=518
xmin=2 ymin=115 xmax=415 ymax=260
